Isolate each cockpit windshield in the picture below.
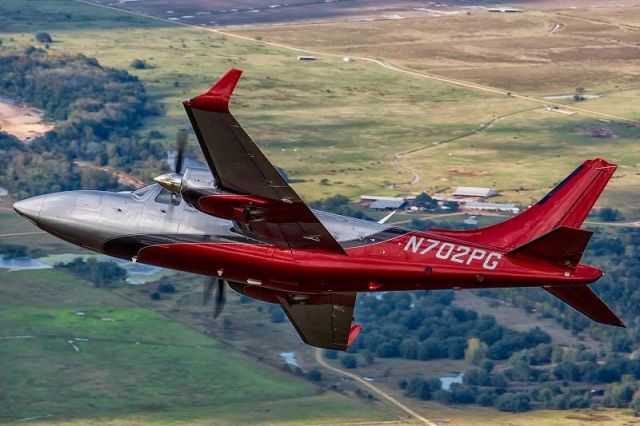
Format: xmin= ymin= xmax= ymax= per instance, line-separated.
xmin=132 ymin=185 xmax=153 ymax=199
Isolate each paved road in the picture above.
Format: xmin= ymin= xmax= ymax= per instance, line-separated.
xmin=315 ymin=348 xmax=437 ymax=426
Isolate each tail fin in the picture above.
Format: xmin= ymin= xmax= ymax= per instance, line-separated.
xmin=508 ymin=226 xmax=592 ymax=268
xmin=544 ymin=285 xmax=624 ymax=327
xmin=431 ymin=158 xmax=617 ymax=250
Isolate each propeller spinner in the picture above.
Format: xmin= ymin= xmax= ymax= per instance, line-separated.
xmin=155 ymin=129 xmax=188 ymax=194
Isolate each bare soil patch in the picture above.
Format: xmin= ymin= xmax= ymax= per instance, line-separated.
xmin=454 ymin=291 xmax=599 ymax=348
xmin=0 ymin=97 xmax=53 ymax=142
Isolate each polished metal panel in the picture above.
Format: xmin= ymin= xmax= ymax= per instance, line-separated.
xmin=14 ymin=183 xmax=396 ymax=259
xmin=13 ymin=195 xmax=46 ymax=224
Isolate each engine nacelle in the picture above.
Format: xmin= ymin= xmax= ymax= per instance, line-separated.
xmin=228 ymin=282 xmax=281 ymax=304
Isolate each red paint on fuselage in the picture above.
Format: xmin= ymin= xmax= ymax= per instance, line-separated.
xmin=137 ymin=229 xmax=602 ymax=294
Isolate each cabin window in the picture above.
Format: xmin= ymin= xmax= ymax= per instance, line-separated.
xmin=154 ymin=189 xmax=181 ymax=206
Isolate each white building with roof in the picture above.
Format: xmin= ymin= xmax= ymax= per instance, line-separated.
xmin=453 ymin=187 xmax=497 ymax=198
xmin=465 ymin=201 xmax=520 ymax=214
xmin=369 ymin=199 xmax=407 ymax=210
xmin=360 ymin=195 xmax=408 ymax=210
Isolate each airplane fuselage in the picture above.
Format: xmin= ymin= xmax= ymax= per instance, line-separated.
xmin=13 ymin=184 xmax=602 ymax=299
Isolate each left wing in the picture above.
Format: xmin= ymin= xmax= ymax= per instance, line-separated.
xmin=183 ymin=69 xmax=345 ymax=254
xmin=277 ymin=292 xmax=362 ymax=351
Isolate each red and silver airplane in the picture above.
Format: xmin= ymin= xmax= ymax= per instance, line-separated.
xmin=13 ymin=69 xmax=623 ymax=350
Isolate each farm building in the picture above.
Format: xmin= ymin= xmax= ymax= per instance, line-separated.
xmin=453 ymin=187 xmax=497 ymax=198
xmin=370 ymin=199 xmax=407 ymax=210
xmin=360 ymin=195 xmax=408 ymax=210
xmin=465 ymin=201 xmax=520 ymax=214
xmin=297 ymin=55 xmax=317 ymax=61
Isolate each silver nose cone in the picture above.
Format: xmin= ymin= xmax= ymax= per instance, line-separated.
xmin=13 ymin=195 xmax=46 ymax=224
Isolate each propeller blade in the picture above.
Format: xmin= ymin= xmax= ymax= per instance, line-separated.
xmin=203 ymin=277 xmax=216 ymax=306
xmin=175 ymin=129 xmax=188 ymax=174
xmin=214 ymin=279 xmax=227 ymax=319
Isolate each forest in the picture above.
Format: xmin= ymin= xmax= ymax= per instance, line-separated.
xmin=0 ymin=45 xmax=165 ymax=197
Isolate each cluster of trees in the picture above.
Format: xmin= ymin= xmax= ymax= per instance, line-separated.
xmin=393 ymin=338 xmax=640 ymax=412
xmin=399 ymin=375 xmax=533 ymax=412
xmin=0 ymin=243 xmax=44 ymax=259
xmin=150 ymin=282 xmax=176 ymax=300
xmin=350 ymin=292 xmax=550 ymax=362
xmin=0 ymin=47 xmax=165 ymax=197
xmin=414 ymin=192 xmax=459 ymax=212
xmin=55 ymin=257 xmax=126 ymax=287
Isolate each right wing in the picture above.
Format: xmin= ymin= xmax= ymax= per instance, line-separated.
xmin=183 ymin=69 xmax=345 ymax=254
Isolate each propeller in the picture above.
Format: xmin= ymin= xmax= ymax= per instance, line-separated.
xmin=203 ymin=277 xmax=226 ymax=318
xmin=174 ymin=128 xmax=188 ymax=174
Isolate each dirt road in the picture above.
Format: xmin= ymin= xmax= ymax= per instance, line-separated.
xmin=315 ymin=348 xmax=436 ymax=426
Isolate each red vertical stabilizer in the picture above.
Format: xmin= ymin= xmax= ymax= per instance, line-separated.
xmin=430 ymin=158 xmax=617 ymax=250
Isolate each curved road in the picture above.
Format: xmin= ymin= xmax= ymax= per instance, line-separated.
xmin=315 ymin=348 xmax=437 ymax=426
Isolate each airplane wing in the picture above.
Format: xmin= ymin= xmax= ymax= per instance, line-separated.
xmin=277 ymin=292 xmax=362 ymax=350
xmin=183 ymin=69 xmax=345 ymax=254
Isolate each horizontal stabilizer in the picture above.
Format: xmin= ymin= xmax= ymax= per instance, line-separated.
xmin=509 ymin=226 xmax=592 ymax=268
xmin=544 ymin=285 xmax=624 ymax=327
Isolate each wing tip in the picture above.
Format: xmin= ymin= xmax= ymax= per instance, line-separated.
xmin=589 ymin=157 xmax=617 ymax=170
xmin=184 ymin=68 xmax=244 ymax=113
xmin=347 ymin=324 xmax=363 ymax=348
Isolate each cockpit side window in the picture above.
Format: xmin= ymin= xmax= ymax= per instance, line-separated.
xmin=154 ymin=189 xmax=182 ymax=206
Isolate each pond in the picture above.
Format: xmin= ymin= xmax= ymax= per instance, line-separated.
xmin=279 ymin=352 xmax=301 ymax=368
xmin=0 ymin=257 xmax=51 ymax=271
xmin=0 ymin=253 xmax=171 ymax=284
xmin=439 ymin=372 xmax=464 ymax=390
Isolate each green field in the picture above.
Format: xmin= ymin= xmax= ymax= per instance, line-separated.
xmin=0 ymin=268 xmax=394 ymax=424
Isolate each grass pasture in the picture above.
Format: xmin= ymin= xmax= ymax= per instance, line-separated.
xmin=0 ymin=268 xmax=394 ymax=425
